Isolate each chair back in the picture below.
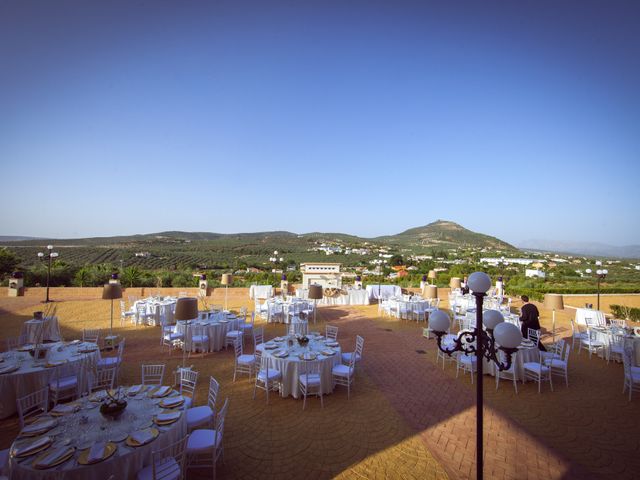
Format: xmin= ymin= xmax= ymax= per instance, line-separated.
xmin=17 ymin=387 xmax=49 ymax=428
xmin=610 ymin=318 xmax=627 ymax=328
xmin=90 ymin=367 xmax=116 ymax=392
xmin=180 ymin=368 xmax=199 ymax=399
xmin=152 ymin=433 xmax=189 ymax=480
xmin=142 ymin=364 xmax=165 ymax=386
xmin=207 ymin=376 xmax=220 ymax=412
xmin=117 ymin=338 xmax=126 ymax=361
xmin=234 ymin=337 xmax=244 ymax=358
xmin=326 ymin=325 xmax=339 ymax=341
xmin=527 ymin=328 xmax=540 ymax=346
xmin=83 ymin=328 xmax=100 ymax=344
xmin=355 ymin=335 xmax=365 ymax=358
xmin=253 ymin=327 xmax=264 ymax=350
xmin=562 ymin=344 xmax=572 ymax=362
xmin=215 ymin=398 xmax=229 ymax=440
xmin=6 ymin=334 xmax=28 ymax=352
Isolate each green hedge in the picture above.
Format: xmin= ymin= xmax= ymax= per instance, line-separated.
xmin=610 ymin=305 xmax=640 ymax=323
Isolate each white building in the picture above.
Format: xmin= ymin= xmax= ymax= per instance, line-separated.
xmin=525 ymin=269 xmax=546 ymax=278
xmin=300 ymin=263 xmax=342 ymax=289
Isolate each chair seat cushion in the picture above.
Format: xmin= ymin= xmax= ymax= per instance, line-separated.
xmin=332 ymin=364 xmax=352 ymax=377
xmin=341 ymin=352 xmax=362 ymax=363
xmin=299 ymin=373 xmax=321 ymax=386
xmin=186 ymin=429 xmax=221 ymax=453
xmin=238 ymin=354 xmax=255 ymax=365
xmin=186 ymin=405 xmax=213 ymax=428
xmin=523 ymin=362 xmax=550 ymax=373
xmin=164 ymin=333 xmax=183 ymax=341
xmin=581 ymin=339 xmax=605 ymax=347
xmin=258 ymin=369 xmax=282 ymax=382
xmin=459 ymin=355 xmax=477 ymax=365
xmin=50 ymin=375 xmax=78 ymax=391
xmin=136 ymin=457 xmax=180 ymax=480
xmin=547 ymin=359 xmax=567 ymax=368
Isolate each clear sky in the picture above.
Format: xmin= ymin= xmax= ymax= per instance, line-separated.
xmin=1 ymin=0 xmax=639 ymax=246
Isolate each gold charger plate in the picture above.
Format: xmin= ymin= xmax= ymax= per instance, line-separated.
xmin=45 ymin=360 xmax=68 ymax=368
xmin=299 ymin=353 xmax=317 ymax=361
xmin=32 ymin=446 xmax=75 ymax=469
xmin=126 ymin=428 xmax=159 ymax=447
xmin=153 ymin=411 xmax=181 ymax=426
xmin=77 ymin=442 xmax=117 ymax=465
xmin=13 ymin=437 xmax=53 ymax=458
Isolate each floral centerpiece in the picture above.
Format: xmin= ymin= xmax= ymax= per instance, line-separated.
xmin=296 ymin=335 xmax=309 ymax=347
xmin=99 ymin=388 xmax=127 ymax=419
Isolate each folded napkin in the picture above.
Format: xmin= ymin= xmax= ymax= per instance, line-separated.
xmin=37 ymin=446 xmax=72 ymax=467
xmin=161 ymin=396 xmax=184 ymax=407
xmin=23 ymin=419 xmax=56 ymax=433
xmin=127 ymin=385 xmax=143 ymax=395
xmin=14 ymin=436 xmax=51 ymax=456
xmin=153 ymin=386 xmax=170 ymax=397
xmin=52 ymin=403 xmax=78 ymax=414
xmin=87 ymin=442 xmax=107 ymax=462
xmin=156 ymin=411 xmax=181 ymax=422
xmin=0 ymin=364 xmax=17 ymax=374
xmin=131 ymin=429 xmax=155 ymax=445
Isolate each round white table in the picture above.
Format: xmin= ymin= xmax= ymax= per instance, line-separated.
xmin=8 ymin=385 xmax=187 ymax=480
xmin=21 ymin=317 xmax=62 ymax=343
xmin=0 ymin=341 xmax=99 ymax=419
xmin=174 ymin=314 xmax=239 ymax=352
xmin=256 ymin=335 xmax=342 ymax=398
xmin=263 ymin=299 xmax=313 ymax=324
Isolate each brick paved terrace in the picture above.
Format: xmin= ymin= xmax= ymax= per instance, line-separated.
xmin=1 ymin=288 xmax=639 ymax=479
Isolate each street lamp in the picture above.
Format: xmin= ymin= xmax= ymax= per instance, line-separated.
xmin=37 ymin=245 xmax=58 ymax=303
xmin=269 ymin=250 xmax=284 ymax=293
xmin=585 ymin=265 xmax=608 ymax=310
xmin=429 ymin=271 xmax=522 ymax=480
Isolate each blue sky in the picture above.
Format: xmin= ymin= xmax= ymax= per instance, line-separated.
xmin=1 ymin=1 xmax=639 ymax=245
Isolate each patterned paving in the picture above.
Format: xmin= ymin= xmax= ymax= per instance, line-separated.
xmin=0 ymin=291 xmax=639 ymax=479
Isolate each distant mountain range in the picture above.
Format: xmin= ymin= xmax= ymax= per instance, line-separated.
xmin=0 ymin=221 xmax=516 ymax=251
xmin=518 ymin=239 xmax=640 ymax=259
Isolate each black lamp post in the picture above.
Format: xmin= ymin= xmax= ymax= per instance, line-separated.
xmin=269 ymin=250 xmax=283 ymax=290
xmin=585 ymin=263 xmax=608 ymax=311
xmin=429 ymin=271 xmax=523 ymax=480
xmin=37 ymin=245 xmax=58 ymax=303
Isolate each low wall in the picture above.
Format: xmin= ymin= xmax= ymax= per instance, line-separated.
xmin=8 ymin=287 xmax=251 ymax=301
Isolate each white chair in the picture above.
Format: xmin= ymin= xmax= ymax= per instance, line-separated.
xmin=610 ymin=318 xmax=627 ymax=328
xmin=527 ymin=328 xmax=540 ymax=347
xmin=523 ymin=356 xmax=553 ymax=393
xmin=545 ymin=344 xmax=571 ymax=387
xmin=82 ymin=328 xmax=100 ymax=345
xmin=49 ymin=363 xmax=81 ymax=405
xmin=325 ymin=325 xmax=339 ymax=342
xmin=607 ymin=333 xmax=625 ymax=364
xmin=341 ymin=335 xmax=364 ymax=366
xmin=224 ymin=323 xmax=243 ymax=349
xmin=241 ymin=312 xmax=255 ymax=339
xmin=540 ymin=339 xmax=565 ymax=365
xmin=189 ymin=325 xmax=209 ymax=357
xmin=186 ymin=376 xmax=219 ymax=431
xmin=89 ymin=367 xmax=117 ymax=393
xmin=161 ymin=326 xmax=183 ymax=354
xmin=179 ymin=368 xmax=199 ymax=410
xmin=16 ymin=387 xmax=48 ymax=429
xmin=136 ymin=433 xmax=189 ymax=480
xmin=120 ymin=300 xmax=136 ymax=326
xmin=332 ymin=352 xmax=356 ymax=399
xmin=5 ymin=334 xmax=29 ymax=352
xmin=146 ymin=305 xmax=160 ymax=327
xmin=233 ymin=338 xmax=255 ymax=382
xmin=253 ymin=327 xmax=264 ymax=352
xmin=299 ymin=360 xmax=323 ymax=409
xmin=456 ymin=353 xmax=477 ymax=383
xmin=185 ymin=398 xmax=229 ymax=480
xmin=622 ymin=351 xmax=640 ymax=401
xmin=579 ymin=329 xmax=606 ymax=358
xmin=142 ymin=364 xmax=165 ymax=386
xmin=412 ymin=301 xmax=427 ymax=322
xmin=570 ymin=319 xmax=587 ymax=351
xmin=495 ymin=351 xmax=518 ymax=393
xmin=436 ymin=334 xmax=458 ymax=369
xmin=254 ymin=354 xmax=282 ymax=404
xmin=135 ymin=304 xmax=149 ymax=326
xmin=97 ymin=338 xmax=125 ymax=371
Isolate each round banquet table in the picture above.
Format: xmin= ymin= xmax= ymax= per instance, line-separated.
xmin=133 ymin=299 xmax=176 ymax=325
xmin=174 ymin=313 xmax=238 ymax=352
xmin=484 ymin=343 xmax=540 ymax=381
xmin=256 ymin=335 xmax=342 ymax=398
xmin=0 ymin=341 xmax=99 ymax=419
xmin=8 ymin=385 xmax=187 ymax=480
xmin=263 ymin=299 xmax=313 ymax=324
xmin=22 ymin=317 xmax=62 ymax=343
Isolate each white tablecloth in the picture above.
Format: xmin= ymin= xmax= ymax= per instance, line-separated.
xmin=134 ymin=299 xmax=176 ymax=325
xmin=387 ymin=299 xmax=429 ymax=318
xmin=0 ymin=341 xmax=99 ymax=419
xmin=321 ymin=289 xmax=370 ymax=305
xmin=485 ymin=345 xmax=540 ymax=381
xmin=366 ymin=285 xmax=402 ymax=301
xmin=22 ymin=317 xmax=62 ymax=343
xmin=175 ymin=314 xmax=238 ymax=352
xmin=250 ymin=285 xmax=274 ymax=300
xmin=256 ymin=337 xmax=341 ymax=398
xmin=574 ymin=308 xmax=606 ymax=326
xmin=9 ymin=386 xmax=187 ymax=480
xmin=263 ymin=299 xmax=313 ymax=324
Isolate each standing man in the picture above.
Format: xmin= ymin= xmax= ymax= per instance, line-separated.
xmin=519 ymin=295 xmax=547 ymax=351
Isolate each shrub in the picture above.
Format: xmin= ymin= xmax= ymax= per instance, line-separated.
xmin=610 ymin=304 xmax=640 ymax=323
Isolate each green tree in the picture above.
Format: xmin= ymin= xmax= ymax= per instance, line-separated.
xmin=74 ymin=267 xmax=92 ymax=287
xmin=122 ymin=266 xmax=142 ymax=288
xmin=0 ymin=247 xmax=19 ymax=279
xmin=389 ymin=254 xmax=404 ymax=266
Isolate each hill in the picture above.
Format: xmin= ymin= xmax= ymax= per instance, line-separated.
xmin=377 ymin=220 xmax=516 ymax=250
